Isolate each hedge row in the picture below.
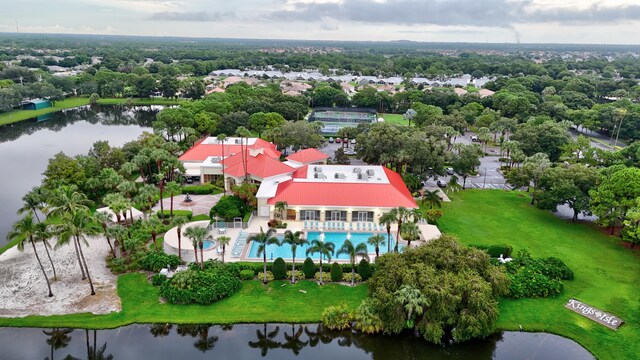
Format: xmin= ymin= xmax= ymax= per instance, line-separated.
xmin=156 ymin=210 xmax=193 ymax=220
xmin=233 ymin=259 xmax=377 ymax=274
xmin=182 ymin=184 xmax=224 ymax=195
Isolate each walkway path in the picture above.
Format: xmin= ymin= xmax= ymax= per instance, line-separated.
xmin=152 ymin=194 xmax=222 ymax=216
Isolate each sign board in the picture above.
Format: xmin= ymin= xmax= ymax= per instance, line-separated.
xmin=565 ymin=299 xmax=625 ymax=330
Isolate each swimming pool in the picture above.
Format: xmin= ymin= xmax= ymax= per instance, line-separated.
xmin=246 ymin=231 xmax=397 ymax=260
xmin=201 ymin=239 xmax=216 ymax=251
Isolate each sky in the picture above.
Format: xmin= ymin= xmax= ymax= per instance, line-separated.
xmin=2 ymin=0 xmax=640 ymax=44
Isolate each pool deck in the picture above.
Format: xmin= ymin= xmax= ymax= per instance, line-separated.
xmin=163 ymin=217 xmax=442 ymax=264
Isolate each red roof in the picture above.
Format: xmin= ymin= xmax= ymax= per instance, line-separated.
xmin=225 ymin=153 xmax=295 ymax=179
xmin=267 ymin=167 xmax=417 ymax=208
xmin=286 ymin=148 xmax=329 ymax=164
xmin=179 ymin=137 xmax=280 ymax=162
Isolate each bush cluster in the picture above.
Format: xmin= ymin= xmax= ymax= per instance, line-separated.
xmin=342 ymin=272 xmax=362 ymax=282
xmin=314 ymin=272 xmax=332 ymax=283
xmin=470 ymin=244 xmax=513 ymax=258
xmin=321 ymin=305 xmax=352 ymax=330
xmin=272 ymin=257 xmax=287 ymax=280
xmin=159 ymin=262 xmax=241 ymax=304
xmin=357 ymin=259 xmax=372 ymax=280
xmin=156 ymin=210 xmax=193 ymax=220
xmin=257 ymin=271 xmax=275 ymax=282
xmin=140 ymin=251 xmax=182 ymax=272
xmin=267 ymin=219 xmax=288 ymax=229
xmin=286 ymin=270 xmax=304 ymax=281
xmin=182 ymin=184 xmax=223 ymax=195
xmin=152 ymin=274 xmax=168 ymax=286
xmin=302 ymin=257 xmax=316 ymax=278
xmin=239 ymin=269 xmax=255 ymax=280
xmin=504 ymin=251 xmax=573 ymax=299
xmin=330 ymin=262 xmax=343 ymax=282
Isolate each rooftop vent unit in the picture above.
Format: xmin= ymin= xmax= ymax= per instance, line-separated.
xmin=210 ymin=157 xmax=221 ymax=163
xmin=314 ymin=166 xmax=323 ymax=172
xmin=314 ymin=173 xmax=326 ymax=179
xmin=366 ymin=169 xmax=375 ymax=176
xmin=353 ymin=167 xmax=362 ymax=173
xmin=334 ymin=173 xmax=346 ymax=179
xmin=357 ymin=173 xmax=368 ymax=181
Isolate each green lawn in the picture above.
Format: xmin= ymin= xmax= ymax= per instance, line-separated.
xmin=439 ymin=190 xmax=640 ymax=360
xmin=0 ymin=274 xmax=366 ymax=329
xmin=0 ymin=97 xmax=182 ymax=126
xmin=380 ymin=113 xmax=410 ymax=126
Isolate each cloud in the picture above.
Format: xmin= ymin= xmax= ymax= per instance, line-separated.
xmin=265 ymin=0 xmax=640 ymax=28
xmin=525 ymin=3 xmax=640 ymax=24
xmin=266 ymin=0 xmax=529 ymax=28
xmin=149 ymin=11 xmax=236 ymax=21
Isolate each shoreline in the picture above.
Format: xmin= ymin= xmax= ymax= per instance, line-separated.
xmin=0 ymin=97 xmax=183 ymax=126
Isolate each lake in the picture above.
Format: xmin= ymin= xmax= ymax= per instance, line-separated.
xmin=0 ymin=324 xmax=593 ymax=360
xmin=0 ymin=105 xmax=157 ymax=243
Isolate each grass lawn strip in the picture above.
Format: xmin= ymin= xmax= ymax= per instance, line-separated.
xmin=438 ymin=190 xmax=640 ymax=360
xmin=0 ymin=97 xmax=182 ymax=126
xmin=380 ymin=113 xmax=409 ymax=126
xmin=0 ymin=275 xmax=366 ymax=329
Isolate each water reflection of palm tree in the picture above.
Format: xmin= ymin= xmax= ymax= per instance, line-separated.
xmin=43 ymin=328 xmax=73 ymax=360
xmin=282 ymin=324 xmax=309 ymax=355
xmin=248 ymin=324 xmax=281 ymax=357
xmin=304 ymin=324 xmax=333 ymax=347
xmin=85 ymin=329 xmax=113 ymax=360
xmin=177 ymin=325 xmax=219 ymax=353
xmin=149 ymin=323 xmax=173 ymax=337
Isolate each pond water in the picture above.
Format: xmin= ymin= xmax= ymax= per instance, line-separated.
xmin=0 ymin=105 xmax=157 ymax=243
xmin=0 ymin=324 xmax=593 ymax=360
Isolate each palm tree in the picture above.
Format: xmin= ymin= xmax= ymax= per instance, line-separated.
xmin=400 ymin=222 xmax=422 ymax=248
xmin=274 ymin=201 xmax=288 ymax=219
xmin=7 ymin=214 xmax=54 ymax=297
xmin=379 ymin=211 xmax=396 ymax=254
xmin=34 ymin=221 xmax=57 ymax=281
xmin=217 ymin=133 xmax=227 ymax=191
xmin=137 ymin=184 xmax=159 ymax=219
xmin=103 ymin=193 xmax=127 ymax=225
xmin=95 ymin=211 xmax=116 ymax=258
xmin=172 ymin=215 xmax=190 ymax=261
xmin=393 ymin=207 xmax=410 ymax=253
xmin=165 ymin=181 xmax=182 ymax=218
xmin=337 ymin=239 xmax=369 ymax=286
xmin=54 ymin=209 xmax=100 ymax=295
xmin=395 ymin=284 xmax=429 ymax=328
xmin=248 ymin=324 xmax=281 ymax=357
xmin=145 ymin=217 xmax=163 ymax=253
xmin=421 ymin=189 xmax=441 ymax=209
xmin=218 ymin=236 xmax=231 ymax=263
xmin=183 ymin=225 xmax=208 ymax=269
xmin=247 ymin=227 xmax=279 ymax=284
xmin=235 ymin=126 xmax=252 ymax=181
xmin=283 ymin=230 xmax=308 ymax=283
xmin=117 ymin=180 xmax=138 ymax=222
xmin=106 ymin=225 xmax=127 ymax=258
xmin=305 ymin=239 xmax=335 ymax=285
xmin=367 ymin=234 xmax=385 ymax=261
xmin=18 ymin=186 xmax=48 ymax=222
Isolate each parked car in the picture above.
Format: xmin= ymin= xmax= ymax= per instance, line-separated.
xmin=186 ymin=177 xmax=194 ymax=184
xmin=328 ymin=137 xmax=334 ymax=143
xmin=344 ymin=149 xmax=356 ymax=155
xmin=335 ymin=138 xmax=342 ymax=143
xmin=446 ymin=167 xmax=454 ymax=175
xmin=471 ymin=135 xmax=479 ymax=142
xmin=436 ymin=180 xmax=447 ymax=188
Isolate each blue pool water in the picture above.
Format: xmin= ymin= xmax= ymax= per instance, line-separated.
xmin=202 ymin=239 xmax=216 ymax=251
xmin=247 ymin=231 xmax=396 ymax=260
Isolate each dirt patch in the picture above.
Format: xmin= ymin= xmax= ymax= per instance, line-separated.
xmin=0 ymin=235 xmax=121 ymax=318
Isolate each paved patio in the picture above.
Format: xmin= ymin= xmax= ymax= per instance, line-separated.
xmin=152 ymin=194 xmax=222 ymax=216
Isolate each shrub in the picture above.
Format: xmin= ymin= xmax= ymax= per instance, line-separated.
xmin=353 ymin=299 xmax=384 ymax=334
xmin=314 ymin=272 xmax=332 ymax=283
xmin=342 ymin=273 xmax=362 ymax=283
xmin=107 ymin=257 xmax=127 ymax=274
xmin=321 ymin=305 xmax=353 ymax=330
xmin=156 ymin=210 xmax=193 ymax=220
xmin=330 ymin=262 xmax=343 ymax=282
xmin=239 ymin=269 xmax=255 ymax=280
xmin=504 ymin=250 xmax=572 ymax=299
xmin=425 ymin=209 xmax=444 ymax=224
xmin=302 ymin=257 xmax=316 ymax=279
xmin=357 ymin=259 xmax=372 ymax=280
xmin=152 ymin=274 xmax=168 ymax=286
xmin=469 ymin=244 xmax=513 ymax=258
xmin=182 ymin=184 xmax=223 ymax=195
xmin=286 ymin=270 xmax=304 ymax=281
xmin=159 ymin=265 xmax=241 ymax=304
xmin=140 ymin=252 xmax=182 ymax=272
xmin=210 ymin=195 xmax=246 ymax=221
xmin=272 ymin=257 xmax=287 ymax=280
xmin=257 ymin=271 xmax=275 ymax=282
